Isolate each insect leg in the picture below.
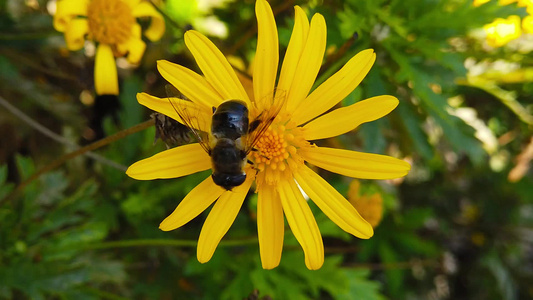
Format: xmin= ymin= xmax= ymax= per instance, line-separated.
xmin=249 ymin=119 xmax=261 ymax=133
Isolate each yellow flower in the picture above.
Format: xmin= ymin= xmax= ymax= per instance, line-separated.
xmin=473 ymin=0 xmax=519 ymax=6
xmin=473 ymin=0 xmax=491 ymax=7
xmin=53 ymin=0 xmax=165 ymax=95
xmin=499 ymin=0 xmax=518 ymax=5
xmin=518 ymin=0 xmax=533 ymax=13
xmin=523 ymin=15 xmax=533 ymax=33
xmin=127 ymin=0 xmax=410 ymax=270
xmin=483 ymin=15 xmax=522 ymax=47
xmin=347 ymin=180 xmax=384 ymax=228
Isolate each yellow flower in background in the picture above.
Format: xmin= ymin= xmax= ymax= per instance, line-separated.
xmin=54 ymin=0 xmax=165 ymax=95
xmin=127 ymin=0 xmax=410 ymax=270
xmin=473 ymin=0 xmax=518 ymax=6
xmin=523 ymin=15 xmax=533 ymax=33
xmin=517 ymin=0 xmax=533 ymax=13
xmin=347 ymin=180 xmax=384 ymax=228
xmin=474 ymin=0 xmax=533 ymax=12
xmin=483 ymin=15 xmax=522 ymax=47
xmin=499 ymin=0 xmax=518 ymax=5
xmin=473 ymin=0 xmax=491 ymax=7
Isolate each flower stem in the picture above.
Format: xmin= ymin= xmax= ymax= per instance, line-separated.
xmin=0 ymin=31 xmax=60 ymax=41
xmin=69 ymin=237 xmax=258 ymax=250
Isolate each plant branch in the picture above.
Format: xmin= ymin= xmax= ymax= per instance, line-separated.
xmin=0 ymin=95 xmax=126 ymax=171
xmin=64 ymin=237 xmax=258 ymax=250
xmin=1 ymin=119 xmax=155 ymax=205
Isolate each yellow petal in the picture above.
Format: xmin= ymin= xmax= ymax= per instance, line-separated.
xmin=294 ymin=165 xmax=374 ymax=239
xmin=301 ymin=147 xmax=411 ymax=180
xmin=302 ymin=95 xmax=398 ymax=140
xmin=278 ymin=178 xmax=324 ymax=270
xmin=136 ymin=92 xmax=211 ymax=132
xmin=292 ymin=49 xmax=376 ymax=125
xmin=64 ymin=18 xmax=88 ymax=51
xmin=117 ymin=24 xmax=146 ymax=64
xmin=94 ymin=44 xmax=118 ymax=95
xmin=157 ymin=60 xmax=224 ymax=108
xmin=285 ymin=13 xmax=327 ymax=112
xmin=126 ymin=143 xmax=211 ymax=180
xmin=523 ymin=15 xmax=533 ymax=34
xmin=277 ymin=6 xmax=309 ymax=103
xmin=185 ymin=30 xmax=250 ymax=103
xmin=257 ymin=184 xmax=284 ymax=269
xmin=54 ymin=0 xmax=88 ymax=32
xmin=117 ymin=24 xmax=142 ymax=56
xmin=124 ymin=0 xmax=141 ymax=9
xmin=125 ymin=37 xmax=146 ymax=64
xmin=253 ymin=0 xmax=278 ymax=104
xmin=159 ymin=176 xmax=225 ymax=231
xmin=197 ymin=174 xmax=254 ymax=263
xmin=132 ymin=1 xmax=165 ymax=42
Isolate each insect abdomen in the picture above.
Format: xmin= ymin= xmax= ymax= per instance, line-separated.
xmin=211 ymin=139 xmax=247 ymax=190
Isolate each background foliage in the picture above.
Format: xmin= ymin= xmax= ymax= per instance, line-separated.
xmin=1 ymin=0 xmax=532 ymax=299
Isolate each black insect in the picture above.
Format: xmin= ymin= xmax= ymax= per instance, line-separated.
xmin=168 ymin=88 xmax=285 ymax=190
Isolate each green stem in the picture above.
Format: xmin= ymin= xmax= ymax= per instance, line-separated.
xmin=0 ymin=31 xmax=60 ymax=41
xmin=457 ymin=78 xmax=533 ymax=125
xmin=148 ymin=0 xmax=182 ymax=31
xmin=74 ymin=237 xmax=258 ymax=250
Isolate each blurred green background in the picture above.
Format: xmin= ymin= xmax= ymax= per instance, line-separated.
xmin=1 ymin=0 xmax=533 ymax=299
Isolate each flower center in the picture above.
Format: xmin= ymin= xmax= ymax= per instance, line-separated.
xmin=87 ymin=0 xmax=134 ymax=45
xmin=250 ymin=113 xmax=308 ymax=186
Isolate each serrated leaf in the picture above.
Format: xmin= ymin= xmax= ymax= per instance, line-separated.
xmin=396 ymin=102 xmax=434 ymax=160
xmin=297 ymin=255 xmax=350 ymax=297
xmin=221 ymin=270 xmax=254 ymax=300
xmin=335 ymin=269 xmax=386 ymax=300
xmin=389 ymin=48 xmax=485 ymax=164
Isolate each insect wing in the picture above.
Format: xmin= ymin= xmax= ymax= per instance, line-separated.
xmin=244 ymin=90 xmax=287 ymax=155
xmin=166 ymin=85 xmax=212 ymax=154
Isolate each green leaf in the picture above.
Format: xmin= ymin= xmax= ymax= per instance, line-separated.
xmin=401 ymin=208 xmax=434 ymax=229
xmin=0 ymin=262 xmax=89 ymax=300
xmin=0 ymin=164 xmax=14 ymax=200
xmin=391 ymin=232 xmax=440 ymax=257
xmin=335 ymin=269 xmax=386 ymax=300
xmin=378 ymin=242 xmax=404 ymax=297
xmin=389 ymin=48 xmax=485 ymax=164
xmin=314 ymin=209 xmax=351 ymax=242
xmin=15 ymin=154 xmax=34 ymax=181
xmin=396 ymin=102 xmax=434 ymax=160
xmin=221 ymin=270 xmax=254 ymax=300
